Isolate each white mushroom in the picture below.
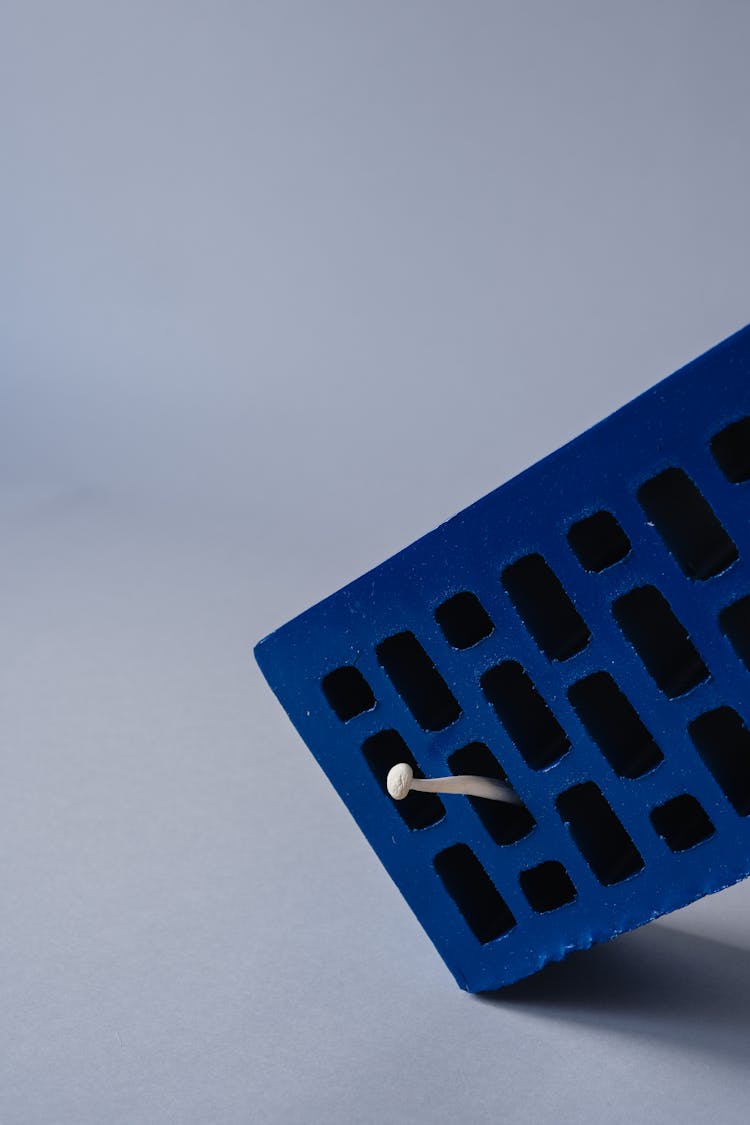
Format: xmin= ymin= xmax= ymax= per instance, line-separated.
xmin=386 ymin=763 xmax=521 ymax=804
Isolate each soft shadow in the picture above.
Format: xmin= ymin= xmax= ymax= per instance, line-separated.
xmin=478 ymin=923 xmax=750 ymax=1067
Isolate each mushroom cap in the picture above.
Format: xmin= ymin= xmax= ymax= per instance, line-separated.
xmin=386 ymin=762 xmax=414 ymax=800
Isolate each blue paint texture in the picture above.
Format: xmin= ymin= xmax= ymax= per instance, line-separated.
xmin=255 ymin=325 xmax=750 ymax=991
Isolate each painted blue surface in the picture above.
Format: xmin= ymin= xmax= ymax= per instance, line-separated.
xmin=255 ymin=325 xmax=750 ymax=992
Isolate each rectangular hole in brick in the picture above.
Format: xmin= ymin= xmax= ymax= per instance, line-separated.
xmin=520 ymin=860 xmax=577 ymax=913
xmin=650 ymin=794 xmax=715 ymax=852
xmin=689 ymin=707 xmax=750 ymax=817
xmin=447 ymin=742 xmax=536 ymax=845
xmin=637 ymin=467 xmax=738 ymax=580
xmin=719 ymin=595 xmax=750 ymax=673
xmin=556 ymin=782 xmax=644 ymax=885
xmin=321 ymin=665 xmax=376 ymax=722
xmin=568 ymin=511 xmax=631 ymax=572
xmin=481 ymin=661 xmax=570 ymax=769
xmin=435 ymin=591 xmax=494 ymax=649
xmin=567 ymin=672 xmax=663 ymax=779
xmin=433 ymin=843 xmax=515 ymax=944
xmin=376 ymin=631 xmax=461 ymax=731
xmin=612 ymin=585 xmax=710 ymax=697
xmin=711 ymin=417 xmax=750 ymax=483
xmin=501 ymin=553 xmax=590 ymax=661
xmin=362 ymin=730 xmax=445 ymax=830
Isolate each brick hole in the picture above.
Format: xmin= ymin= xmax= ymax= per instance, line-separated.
xmin=362 ymin=730 xmax=445 ymax=830
xmin=520 ymin=860 xmax=577 ymax=913
xmin=435 ymin=591 xmax=494 ymax=650
xmin=650 ymin=794 xmax=715 ymax=852
xmin=376 ymin=631 xmax=461 ymax=731
xmin=613 ymin=585 xmax=709 ymax=698
xmin=568 ymin=671 xmax=663 ymax=779
xmin=433 ymin=843 xmax=515 ymax=944
xmin=689 ymin=707 xmax=750 ymax=817
xmin=447 ymin=742 xmax=535 ymax=845
xmin=719 ymin=595 xmax=750 ymax=673
xmin=568 ymin=511 xmax=631 ymax=572
xmin=637 ymin=467 xmax=738 ymax=580
xmin=321 ymin=665 xmax=376 ymax=721
xmin=481 ymin=661 xmax=570 ymax=770
xmin=711 ymin=417 xmax=750 ymax=483
xmin=556 ymin=781 xmax=644 ymax=885
xmin=501 ymin=553 xmax=590 ymax=661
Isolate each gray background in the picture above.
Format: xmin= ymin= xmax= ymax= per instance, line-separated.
xmin=2 ymin=2 xmax=750 ymax=1122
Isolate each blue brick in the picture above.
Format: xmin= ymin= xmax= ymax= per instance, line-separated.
xmin=255 ymin=325 xmax=750 ymax=991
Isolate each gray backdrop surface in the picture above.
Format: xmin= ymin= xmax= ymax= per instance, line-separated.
xmin=2 ymin=2 xmax=750 ymax=1122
